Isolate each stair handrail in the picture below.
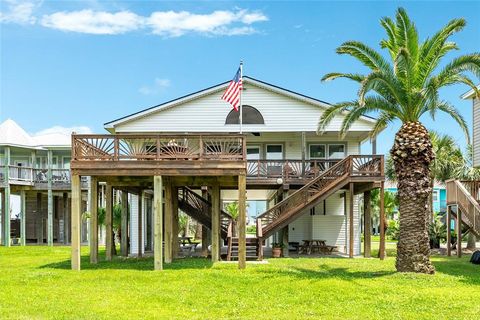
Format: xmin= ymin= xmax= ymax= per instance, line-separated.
xmin=179 ymin=187 xmax=234 ymax=238
xmin=255 ymin=156 xmax=351 ymax=239
xmin=255 ymin=155 xmax=383 ymax=239
xmin=447 ymin=180 xmax=479 ymax=235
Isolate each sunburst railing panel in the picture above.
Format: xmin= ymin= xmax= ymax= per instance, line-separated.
xmin=72 ymin=134 xmax=245 ymax=162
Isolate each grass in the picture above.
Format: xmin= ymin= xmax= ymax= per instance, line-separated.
xmin=0 ymin=246 xmax=479 ymax=319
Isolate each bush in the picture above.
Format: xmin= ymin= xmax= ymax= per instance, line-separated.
xmin=429 ymin=212 xmax=447 ymax=248
xmin=246 ymin=225 xmax=256 ymax=234
xmin=386 ymin=219 xmax=399 ymax=240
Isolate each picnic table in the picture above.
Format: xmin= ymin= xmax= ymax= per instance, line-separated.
xmin=299 ymin=239 xmax=337 ymax=255
xmin=178 ymin=236 xmax=199 ymax=256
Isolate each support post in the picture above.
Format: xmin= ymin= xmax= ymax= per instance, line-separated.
xmin=457 ymin=206 xmax=462 ymax=258
xmin=47 ymin=149 xmax=53 ymax=246
xmin=211 ymin=183 xmax=221 ymax=262
xmin=171 ymin=185 xmax=179 ymax=258
xmin=3 ymin=146 xmax=10 ymax=246
xmin=138 ymin=191 xmax=143 ymax=257
xmin=63 ymin=193 xmax=69 ymax=244
xmin=20 ymin=190 xmax=26 ymax=246
xmin=379 ymin=181 xmax=386 ymax=260
xmin=282 ymin=190 xmax=289 ymax=257
xmin=36 ymin=193 xmax=43 ymax=244
xmin=238 ymin=174 xmax=247 ymax=269
xmin=164 ymin=178 xmax=173 ymax=263
xmin=446 ymin=205 xmax=452 ymax=256
xmin=363 ymin=190 xmax=371 ymax=258
xmin=201 ymin=187 xmax=210 ymax=257
xmin=349 ymin=183 xmax=354 ymax=258
xmin=153 ymin=176 xmax=163 ymax=270
xmin=105 ymin=184 xmax=113 ymax=261
xmin=89 ymin=177 xmax=98 ymax=264
xmin=120 ymin=191 xmax=128 ymax=256
xmin=71 ymin=175 xmax=81 ymax=270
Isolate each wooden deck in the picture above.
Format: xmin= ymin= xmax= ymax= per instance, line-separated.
xmin=71 ymin=133 xmax=247 ymax=176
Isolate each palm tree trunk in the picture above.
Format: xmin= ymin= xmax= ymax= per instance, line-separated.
xmin=392 ymin=122 xmax=435 ymax=274
xmin=467 ymin=232 xmax=477 ymax=250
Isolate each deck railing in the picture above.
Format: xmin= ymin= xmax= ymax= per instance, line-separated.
xmin=0 ymin=165 xmax=86 ymax=187
xmin=72 ymin=134 xmax=246 ymax=162
xmin=446 ymin=180 xmax=480 ymax=236
xmin=256 ymin=155 xmax=383 ymax=239
xmin=246 ymin=159 xmax=340 ymax=180
xmin=8 ymin=166 xmax=33 ymax=182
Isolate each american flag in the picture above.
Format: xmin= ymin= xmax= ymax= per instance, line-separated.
xmin=221 ymin=67 xmax=243 ymax=111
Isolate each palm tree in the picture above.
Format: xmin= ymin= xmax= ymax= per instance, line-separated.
xmin=386 ymin=131 xmax=465 ymax=218
xmin=319 ymin=8 xmax=480 ymax=273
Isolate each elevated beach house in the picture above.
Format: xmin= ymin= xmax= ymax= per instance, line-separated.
xmin=0 ymin=119 xmax=88 ymax=247
xmin=444 ymin=85 xmax=480 ymax=257
xmin=69 ymin=76 xmax=385 ymax=270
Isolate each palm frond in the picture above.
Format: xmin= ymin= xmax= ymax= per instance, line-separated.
xmin=321 ymin=72 xmax=365 ymax=83
xmin=436 ymin=101 xmax=470 ymax=144
xmin=336 ymin=41 xmax=393 ymax=74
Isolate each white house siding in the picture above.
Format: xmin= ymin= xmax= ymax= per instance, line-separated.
xmin=129 ymin=194 xmax=145 ymax=256
xmin=288 ymin=191 xmax=361 ymax=255
xmin=473 ymin=97 xmax=480 ymax=167
xmin=288 ymin=212 xmax=312 ymax=243
xmin=113 ymin=83 xmax=374 ymax=134
xmin=245 ymin=132 xmax=361 ymax=159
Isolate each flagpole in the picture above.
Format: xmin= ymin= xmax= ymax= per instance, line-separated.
xmin=239 ymin=60 xmax=243 ymax=134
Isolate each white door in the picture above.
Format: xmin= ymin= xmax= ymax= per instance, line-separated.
xmin=247 ymin=146 xmax=261 ymax=176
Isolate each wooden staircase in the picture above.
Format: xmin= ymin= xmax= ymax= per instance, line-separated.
xmin=446 ymin=180 xmax=480 ymax=237
xmin=255 ymin=155 xmax=384 ymax=258
xmin=227 ymin=237 xmax=259 ymax=261
xmin=177 ymin=187 xmax=233 ymax=240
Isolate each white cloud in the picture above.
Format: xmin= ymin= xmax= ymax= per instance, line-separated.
xmin=36 ymin=8 xmax=266 ymax=36
xmin=147 ymin=9 xmax=267 ymax=37
xmin=41 ymin=9 xmax=142 ymax=34
xmin=0 ymin=0 xmax=38 ymax=24
xmin=139 ymin=78 xmax=171 ymax=95
xmin=34 ymin=125 xmax=93 ymax=136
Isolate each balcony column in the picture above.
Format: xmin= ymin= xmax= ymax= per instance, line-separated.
xmin=71 ymin=174 xmax=82 ymax=270
xmin=201 ymin=187 xmax=211 ymax=257
xmin=105 ymin=183 xmax=113 ymax=261
xmin=138 ymin=190 xmax=144 ymax=257
xmin=2 ymin=146 xmax=10 ymax=246
xmin=301 ymin=131 xmax=306 ymax=177
xmin=20 ymin=190 xmax=26 ymax=246
xmin=120 ymin=191 xmax=128 ymax=256
xmin=89 ymin=177 xmax=98 ymax=264
xmin=153 ymin=176 xmax=163 ymax=270
xmin=281 ymin=190 xmax=289 ymax=257
xmin=63 ymin=192 xmax=69 ymax=244
xmin=363 ymin=190 xmax=372 ymax=258
xmin=172 ymin=185 xmax=179 ymax=258
xmin=371 ymin=137 xmax=377 ymax=155
xmin=349 ymin=183 xmax=354 ymax=258
xmin=36 ymin=193 xmax=43 ymax=244
xmin=164 ymin=178 xmax=173 ymax=263
xmin=47 ymin=150 xmax=53 ymax=246
xmin=238 ymin=174 xmax=247 ymax=269
xmin=211 ymin=183 xmax=221 ymax=263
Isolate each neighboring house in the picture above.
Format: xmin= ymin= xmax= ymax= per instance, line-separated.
xmin=0 ymin=119 xmax=88 ymax=246
xmin=462 ymin=85 xmax=480 ymax=167
xmin=70 ymin=75 xmax=383 ymax=264
xmin=385 ymin=181 xmax=447 ymax=215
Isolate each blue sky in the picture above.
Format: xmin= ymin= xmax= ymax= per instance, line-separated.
xmin=1 ymin=0 xmax=479 ymax=155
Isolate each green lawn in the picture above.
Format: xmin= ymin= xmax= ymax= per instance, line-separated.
xmin=0 ymin=246 xmax=479 ymax=319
